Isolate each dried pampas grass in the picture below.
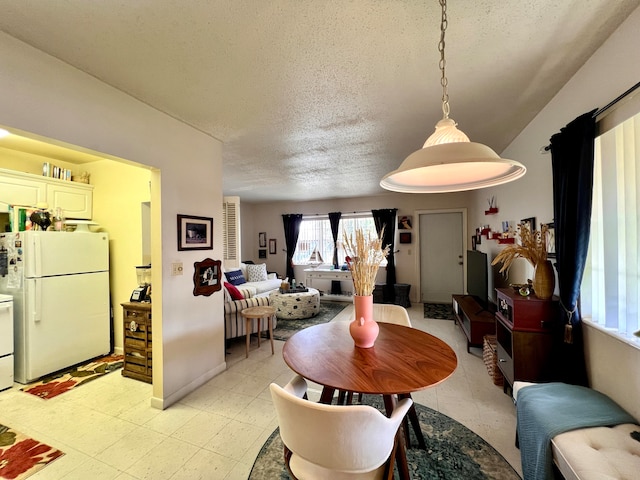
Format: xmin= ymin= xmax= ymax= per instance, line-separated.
xmin=343 ymin=227 xmax=390 ymax=296
xmin=491 ymin=222 xmax=549 ymax=274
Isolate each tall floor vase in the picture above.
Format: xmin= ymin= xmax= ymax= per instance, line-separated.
xmin=350 ymin=294 xmax=378 ymax=348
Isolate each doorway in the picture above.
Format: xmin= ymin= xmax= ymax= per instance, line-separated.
xmin=417 ymin=209 xmax=466 ymax=303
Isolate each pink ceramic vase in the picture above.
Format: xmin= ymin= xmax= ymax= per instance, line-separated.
xmin=350 ymin=295 xmax=379 ymax=348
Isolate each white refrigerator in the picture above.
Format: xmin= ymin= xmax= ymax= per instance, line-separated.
xmin=0 ymin=294 xmax=13 ymax=390
xmin=0 ymin=230 xmax=110 ymax=384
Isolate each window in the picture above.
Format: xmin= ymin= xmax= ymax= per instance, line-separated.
xmin=582 ymin=108 xmax=640 ymax=347
xmin=292 ymin=214 xmax=383 ymax=266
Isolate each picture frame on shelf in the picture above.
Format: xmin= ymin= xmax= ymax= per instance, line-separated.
xmin=192 ymin=258 xmax=221 ymax=296
xmin=545 ymin=222 xmax=556 ymax=258
xmin=177 ymin=214 xmax=213 ymax=251
xmin=269 ymin=238 xmax=277 ymax=255
xmin=259 ymin=232 xmax=267 ymax=247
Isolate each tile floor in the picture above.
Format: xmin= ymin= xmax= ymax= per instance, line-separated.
xmin=0 ymin=303 xmax=523 ymax=479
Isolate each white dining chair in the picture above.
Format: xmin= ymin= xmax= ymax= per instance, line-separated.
xmin=270 ymin=375 xmax=413 ymax=480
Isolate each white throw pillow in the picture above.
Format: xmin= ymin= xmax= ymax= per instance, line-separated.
xmin=246 ymin=263 xmax=268 ymax=282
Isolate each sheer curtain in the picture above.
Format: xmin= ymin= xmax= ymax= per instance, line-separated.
xmin=582 ymin=109 xmax=640 ymax=343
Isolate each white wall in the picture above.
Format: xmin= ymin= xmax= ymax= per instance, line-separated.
xmin=0 ymin=32 xmax=226 ymax=409
xmin=468 ymin=7 xmax=640 ymax=419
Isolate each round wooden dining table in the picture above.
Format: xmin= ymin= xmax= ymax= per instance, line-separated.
xmin=282 ymin=321 xmax=458 ymax=479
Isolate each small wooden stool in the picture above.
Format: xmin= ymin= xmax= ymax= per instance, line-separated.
xmin=240 ymin=306 xmax=275 ymax=358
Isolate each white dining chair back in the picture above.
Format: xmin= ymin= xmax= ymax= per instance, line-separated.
xmin=371 ymin=304 xmax=412 ymax=327
xmin=270 ymin=375 xmax=412 ymax=479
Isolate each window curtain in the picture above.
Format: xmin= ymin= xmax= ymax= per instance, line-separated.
xmin=549 ymin=109 xmax=597 ymax=387
xmin=372 ymin=208 xmax=397 ymax=303
xmin=282 ymin=214 xmax=303 ymax=281
xmin=328 ymin=212 xmax=342 ymax=269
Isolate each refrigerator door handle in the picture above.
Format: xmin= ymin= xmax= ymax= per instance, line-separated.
xmin=31 ymin=280 xmax=42 ymax=323
xmin=28 ymin=234 xmax=42 ymax=278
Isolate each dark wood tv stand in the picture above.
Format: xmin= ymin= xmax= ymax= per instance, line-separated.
xmin=452 ymin=294 xmax=496 ymax=352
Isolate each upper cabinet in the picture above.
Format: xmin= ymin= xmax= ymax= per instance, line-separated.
xmin=0 ymin=168 xmax=93 ymax=219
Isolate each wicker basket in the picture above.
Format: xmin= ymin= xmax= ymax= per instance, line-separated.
xmin=483 ymin=334 xmax=504 ymax=386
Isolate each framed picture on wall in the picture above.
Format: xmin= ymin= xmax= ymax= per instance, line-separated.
xmin=269 ymin=239 xmax=277 ymax=255
xmin=520 ymin=217 xmax=536 ymax=233
xmin=258 ymin=249 xmax=267 ymax=259
xmin=177 ymin=214 xmax=213 ymax=251
xmin=192 ymin=258 xmax=221 ymax=296
xmin=259 ymin=232 xmax=267 ymax=247
xmin=399 ymin=232 xmax=411 ymax=244
xmin=545 ymin=222 xmax=556 ymax=258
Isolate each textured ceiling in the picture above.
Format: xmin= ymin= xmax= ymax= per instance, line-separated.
xmin=0 ymin=1 xmax=638 ymax=203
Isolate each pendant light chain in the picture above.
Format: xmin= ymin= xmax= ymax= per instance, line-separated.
xmin=439 ymin=0 xmax=449 ymax=119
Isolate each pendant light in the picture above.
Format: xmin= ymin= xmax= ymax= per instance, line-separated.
xmin=380 ymin=0 xmax=526 ymax=193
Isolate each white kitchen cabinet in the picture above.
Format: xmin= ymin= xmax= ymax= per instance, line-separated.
xmin=0 ymin=168 xmax=93 ymax=219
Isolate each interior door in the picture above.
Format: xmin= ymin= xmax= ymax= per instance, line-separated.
xmin=419 ymin=211 xmax=464 ymax=303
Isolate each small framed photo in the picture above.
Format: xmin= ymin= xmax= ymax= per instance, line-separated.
xmin=471 ymin=235 xmax=477 ymax=250
xmin=398 ymin=216 xmax=413 ymax=230
xmin=399 ymin=232 xmax=412 ymax=244
xmin=545 ymin=222 xmax=556 ymax=258
xmin=259 ymin=232 xmax=267 ymax=247
xmin=193 ymin=258 xmax=221 ymax=296
xmin=520 ymin=217 xmax=536 ymax=233
xmin=258 ymin=249 xmax=267 ymax=259
xmin=269 ymin=238 xmax=277 ymax=255
xmin=177 ymin=215 xmax=213 ymax=251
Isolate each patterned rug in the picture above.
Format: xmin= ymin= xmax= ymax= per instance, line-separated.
xmin=0 ymin=424 xmax=64 ymax=479
xmin=20 ymin=354 xmax=124 ymax=400
xmin=424 ymin=302 xmax=455 ymax=320
xmin=266 ymin=301 xmax=349 ymax=341
xmin=250 ymin=394 xmax=520 ymax=480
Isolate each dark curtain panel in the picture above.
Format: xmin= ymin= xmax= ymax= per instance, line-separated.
xmin=282 ymin=214 xmax=303 ymax=281
xmin=372 ymin=208 xmax=398 ymax=303
xmin=328 ymin=212 xmax=342 ymax=269
xmin=549 ymin=109 xmax=597 ymax=387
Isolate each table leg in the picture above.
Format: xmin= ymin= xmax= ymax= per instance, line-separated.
xmin=319 ymin=386 xmax=336 ymax=404
xmin=245 ymin=317 xmax=250 ymax=358
xmin=398 ymin=393 xmax=426 ymax=450
xmin=383 ymin=394 xmax=410 ymax=480
xmin=257 ymin=318 xmax=262 ymax=347
xmin=268 ymin=314 xmax=274 ymax=355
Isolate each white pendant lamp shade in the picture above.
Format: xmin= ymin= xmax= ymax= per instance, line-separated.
xmin=381 ymin=0 xmax=526 ymax=193
xmin=380 ymin=140 xmax=526 ymax=193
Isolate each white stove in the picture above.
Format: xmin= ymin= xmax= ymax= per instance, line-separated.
xmin=0 ymin=293 xmax=14 ymax=390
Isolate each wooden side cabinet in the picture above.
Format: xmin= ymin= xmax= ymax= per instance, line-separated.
xmin=121 ymin=302 xmax=152 ymax=383
xmin=494 ymin=288 xmax=559 ymax=392
xmin=452 ymin=294 xmax=496 ymax=352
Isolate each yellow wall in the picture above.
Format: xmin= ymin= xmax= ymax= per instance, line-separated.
xmin=85 ymin=159 xmax=151 ymax=354
xmin=0 ymin=147 xmax=77 ymax=176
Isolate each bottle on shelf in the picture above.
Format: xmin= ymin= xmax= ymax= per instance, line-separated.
xmin=53 ymin=207 xmax=65 ymax=231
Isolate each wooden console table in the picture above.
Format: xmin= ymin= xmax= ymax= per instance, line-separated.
xmin=304 ymin=268 xmax=353 ymax=302
xmin=452 ymin=294 xmax=495 ymax=352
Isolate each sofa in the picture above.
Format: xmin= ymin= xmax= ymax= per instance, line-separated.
xmin=223 ymin=262 xmax=283 ymax=340
xmin=513 ymin=381 xmax=640 ymax=480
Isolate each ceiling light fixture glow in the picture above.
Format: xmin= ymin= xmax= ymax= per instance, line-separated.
xmin=380 ymin=0 xmax=525 ymax=193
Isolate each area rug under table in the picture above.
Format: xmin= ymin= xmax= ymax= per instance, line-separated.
xmin=265 ymin=301 xmax=348 ymax=341
xmin=250 ymin=394 xmax=520 ymax=480
xmin=0 ymin=424 xmax=64 ymax=480
xmin=21 ymin=354 xmax=124 ymax=400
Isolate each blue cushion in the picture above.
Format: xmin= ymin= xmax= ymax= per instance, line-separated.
xmin=225 ymin=269 xmax=246 ymax=286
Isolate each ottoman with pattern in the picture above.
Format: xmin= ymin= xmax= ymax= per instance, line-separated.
xmin=269 ymin=288 xmax=320 ymax=320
